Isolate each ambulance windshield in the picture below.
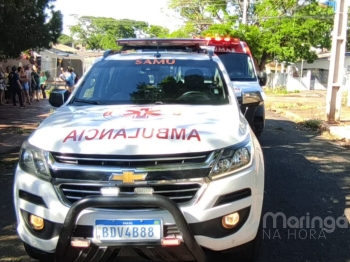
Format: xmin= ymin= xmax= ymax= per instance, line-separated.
xmin=216 ymin=53 xmax=257 ymax=82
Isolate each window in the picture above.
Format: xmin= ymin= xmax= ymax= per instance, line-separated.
xmin=73 ymin=59 xmax=229 ymax=106
xmin=216 ymin=53 xmax=257 ymax=81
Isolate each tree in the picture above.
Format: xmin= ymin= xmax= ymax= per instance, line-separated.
xmin=251 ymin=0 xmax=334 ymax=70
xmin=0 ymin=0 xmax=63 ymax=58
xmin=201 ymin=0 xmax=334 ymax=70
xmin=168 ymin=0 xmax=237 ymax=36
xmin=58 ymin=34 xmax=74 ymax=46
xmin=169 ymin=24 xmax=198 ymax=38
xmin=69 ymin=17 xmax=149 ymax=50
xmin=145 ymin=25 xmax=170 ymax=38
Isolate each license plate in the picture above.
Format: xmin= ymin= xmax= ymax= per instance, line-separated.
xmin=95 ymin=219 xmax=162 ymax=241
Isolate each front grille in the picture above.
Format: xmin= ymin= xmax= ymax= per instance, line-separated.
xmin=51 ymin=152 xmax=211 ymax=167
xmin=59 ymin=184 xmax=201 ymax=205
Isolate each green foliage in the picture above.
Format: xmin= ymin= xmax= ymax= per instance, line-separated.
xmin=200 ymin=0 xmax=334 ymax=70
xmin=169 ymin=0 xmax=232 ymax=36
xmin=202 ymin=24 xmax=233 ymax=37
xmin=301 ymin=119 xmax=323 ymax=129
xmin=0 ymin=0 xmax=63 ymax=58
xmin=58 ymin=34 xmax=73 ymax=45
xmin=146 ymin=25 xmax=170 ymax=38
xmin=168 ymin=24 xmax=197 ymax=38
xmin=251 ymin=0 xmax=334 ymax=69
xmin=264 ymin=87 xmax=289 ymax=94
xmin=70 ymin=17 xmax=148 ymax=50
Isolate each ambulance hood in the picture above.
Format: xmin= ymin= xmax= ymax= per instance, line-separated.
xmin=28 ymin=104 xmax=249 ymax=155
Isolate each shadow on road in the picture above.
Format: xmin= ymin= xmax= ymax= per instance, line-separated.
xmin=258 ymin=116 xmax=350 ymax=262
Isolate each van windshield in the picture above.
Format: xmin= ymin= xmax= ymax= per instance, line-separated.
xmin=72 ymin=59 xmax=229 ymax=106
xmin=216 ymin=53 xmax=257 ymax=82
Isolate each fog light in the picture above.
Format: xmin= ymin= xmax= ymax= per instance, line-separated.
xmin=222 ymin=212 xmax=240 ymax=229
xmin=29 ymin=214 xmax=44 ymax=231
xmin=71 ymin=238 xmax=91 ymax=248
xmin=161 ymin=238 xmax=181 ymax=246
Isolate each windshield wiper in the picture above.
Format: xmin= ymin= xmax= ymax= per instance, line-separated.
xmin=74 ymin=99 xmax=103 ymax=105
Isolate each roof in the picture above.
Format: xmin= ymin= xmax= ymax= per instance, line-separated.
xmin=51 ymin=44 xmax=78 ymax=53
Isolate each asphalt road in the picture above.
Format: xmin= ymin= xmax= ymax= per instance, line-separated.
xmin=0 ymin=110 xmax=350 ymax=262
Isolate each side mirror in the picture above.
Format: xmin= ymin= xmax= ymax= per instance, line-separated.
xmin=49 ymin=89 xmax=70 ymax=107
xmin=257 ymin=71 xmax=267 ymax=86
xmin=242 ymin=91 xmax=263 ymax=107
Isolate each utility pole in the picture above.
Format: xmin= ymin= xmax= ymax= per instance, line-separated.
xmin=242 ymin=0 xmax=248 ymax=25
xmin=326 ymin=0 xmax=348 ymax=122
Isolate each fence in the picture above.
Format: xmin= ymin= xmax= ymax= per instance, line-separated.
xmin=265 ymin=69 xmax=348 ymax=91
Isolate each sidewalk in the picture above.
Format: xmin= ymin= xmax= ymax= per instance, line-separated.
xmin=0 ymin=100 xmax=52 ymax=154
xmin=265 ymin=90 xmax=350 ymax=142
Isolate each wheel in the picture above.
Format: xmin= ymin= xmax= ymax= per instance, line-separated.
xmin=24 ymin=242 xmax=54 ymax=262
xmin=237 ymin=221 xmax=263 ymax=261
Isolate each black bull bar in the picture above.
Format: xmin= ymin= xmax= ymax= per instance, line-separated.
xmin=55 ymin=194 xmax=207 ymax=262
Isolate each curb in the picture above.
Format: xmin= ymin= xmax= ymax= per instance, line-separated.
xmin=271 ymin=108 xmax=350 ymax=142
xmin=272 ymin=108 xmax=305 ymax=123
xmin=321 ymin=123 xmax=350 ymax=142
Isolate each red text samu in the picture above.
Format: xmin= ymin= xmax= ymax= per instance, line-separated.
xmin=135 ymin=59 xmax=176 ymax=65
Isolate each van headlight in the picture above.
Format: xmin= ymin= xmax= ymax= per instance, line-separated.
xmin=19 ymin=141 xmax=51 ymax=180
xmin=209 ymin=141 xmax=253 ymax=180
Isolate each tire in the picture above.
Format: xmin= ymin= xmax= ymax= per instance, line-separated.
xmin=254 ymin=131 xmax=262 ymax=140
xmin=24 ymin=242 xmax=54 ymax=262
xmin=205 ymin=221 xmax=263 ymax=262
xmin=238 ymin=221 xmax=263 ymax=261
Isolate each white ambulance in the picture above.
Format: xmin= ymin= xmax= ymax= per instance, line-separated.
xmin=14 ymin=39 xmax=265 ymax=262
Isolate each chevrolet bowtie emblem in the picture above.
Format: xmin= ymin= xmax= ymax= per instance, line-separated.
xmin=110 ymin=171 xmax=147 ymax=183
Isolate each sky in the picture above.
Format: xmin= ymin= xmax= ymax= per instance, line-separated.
xmin=53 ymin=0 xmax=183 ymax=35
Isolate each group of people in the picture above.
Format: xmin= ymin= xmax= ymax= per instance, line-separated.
xmin=0 ymin=64 xmax=47 ymax=107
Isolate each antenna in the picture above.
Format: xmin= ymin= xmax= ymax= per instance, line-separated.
xmin=207 ymin=49 xmax=214 ymax=60
xmin=154 ymin=42 xmax=161 ymax=58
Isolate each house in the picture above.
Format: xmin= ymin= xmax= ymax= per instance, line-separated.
xmin=39 ymin=44 xmax=104 ymax=81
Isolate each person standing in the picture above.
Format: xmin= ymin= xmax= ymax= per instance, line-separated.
xmin=39 ymin=71 xmax=47 ymax=99
xmin=19 ymin=66 xmax=31 ymax=105
xmin=72 ymin=68 xmax=79 ymax=85
xmin=25 ymin=65 xmax=33 ymax=102
xmin=4 ymin=66 xmax=12 ymax=104
xmin=0 ymin=65 xmax=6 ymax=105
xmin=31 ymin=66 xmax=41 ymax=101
xmin=9 ymin=66 xmax=24 ymax=107
xmin=66 ymin=68 xmax=76 ymax=92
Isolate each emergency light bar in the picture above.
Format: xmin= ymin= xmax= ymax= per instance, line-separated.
xmin=194 ymin=36 xmax=252 ymax=56
xmin=194 ymin=36 xmax=241 ymax=43
xmin=117 ymin=38 xmax=209 ymax=47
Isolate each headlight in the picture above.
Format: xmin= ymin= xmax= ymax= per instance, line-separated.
xmin=209 ymin=141 xmax=253 ymax=180
xmin=19 ymin=140 xmax=51 ymax=180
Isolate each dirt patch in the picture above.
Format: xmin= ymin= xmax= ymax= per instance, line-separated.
xmin=0 ymin=153 xmax=19 ymax=171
